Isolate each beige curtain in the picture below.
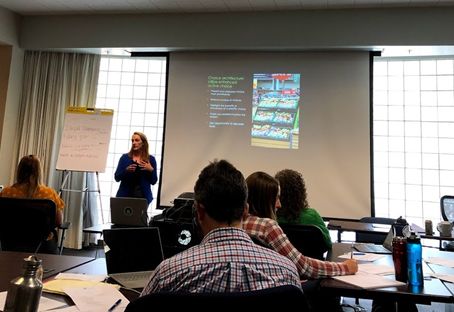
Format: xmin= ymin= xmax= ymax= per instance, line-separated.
xmin=13 ymin=51 xmax=100 ymax=249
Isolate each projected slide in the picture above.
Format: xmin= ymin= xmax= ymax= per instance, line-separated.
xmin=252 ymin=73 xmax=300 ymax=149
xmin=162 ymin=52 xmax=371 ymax=219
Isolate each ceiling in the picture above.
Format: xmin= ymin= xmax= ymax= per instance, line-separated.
xmin=0 ymin=0 xmax=453 ymax=16
xmin=2 ymin=0 xmax=454 ymax=57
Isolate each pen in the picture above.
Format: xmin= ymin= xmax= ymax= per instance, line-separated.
xmin=351 ymin=243 xmax=354 ymax=259
xmin=107 ymin=299 xmax=122 ymax=312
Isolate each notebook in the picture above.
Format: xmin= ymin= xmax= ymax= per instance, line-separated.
xmin=354 ymin=243 xmax=392 ymax=254
xmin=103 ymin=227 xmax=164 ymax=289
xmin=110 ymin=197 xmax=148 ymax=226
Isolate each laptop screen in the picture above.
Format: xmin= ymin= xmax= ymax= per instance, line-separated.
xmin=110 ymin=197 xmax=148 ymax=226
xmin=103 ymin=227 xmax=164 ymax=274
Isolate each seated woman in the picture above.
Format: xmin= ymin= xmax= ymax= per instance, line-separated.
xmin=243 ymin=171 xmax=357 ymax=312
xmin=275 ymin=168 xmax=332 ymax=249
xmin=0 ymin=155 xmax=64 ymax=253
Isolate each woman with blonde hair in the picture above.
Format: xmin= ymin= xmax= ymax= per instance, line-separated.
xmin=114 ymin=132 xmax=158 ymax=205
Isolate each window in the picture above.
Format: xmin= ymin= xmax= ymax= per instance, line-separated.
xmin=373 ymin=56 xmax=454 ymax=226
xmin=95 ymin=55 xmax=167 ymax=221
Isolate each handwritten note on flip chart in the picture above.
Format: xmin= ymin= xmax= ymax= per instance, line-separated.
xmin=56 ymin=107 xmax=114 ymax=172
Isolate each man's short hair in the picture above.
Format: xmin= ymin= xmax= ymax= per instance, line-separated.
xmin=194 ymin=159 xmax=247 ymax=224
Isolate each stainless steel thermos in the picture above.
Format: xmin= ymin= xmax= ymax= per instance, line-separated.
xmin=4 ymin=255 xmax=43 ymax=312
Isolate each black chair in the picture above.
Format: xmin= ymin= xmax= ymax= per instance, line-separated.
xmin=0 ymin=197 xmax=64 ymax=254
xmin=356 ymin=217 xmax=396 ymax=244
xmin=440 ymin=195 xmax=454 ymax=251
xmin=441 ymin=195 xmax=454 ymax=222
xmin=125 ymin=285 xmax=308 ymax=311
xmin=279 ymin=223 xmax=330 ymax=260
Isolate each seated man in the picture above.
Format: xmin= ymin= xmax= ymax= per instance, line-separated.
xmin=141 ymin=159 xmax=301 ymax=294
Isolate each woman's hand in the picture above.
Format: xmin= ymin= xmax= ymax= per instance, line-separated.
xmin=138 ymin=160 xmax=154 ymax=172
xmin=126 ymin=163 xmax=137 ymax=172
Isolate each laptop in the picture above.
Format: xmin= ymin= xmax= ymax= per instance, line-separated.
xmin=103 ymin=227 xmax=164 ymax=289
xmin=354 ymin=243 xmax=392 ymax=254
xmin=110 ymin=197 xmax=148 ymax=226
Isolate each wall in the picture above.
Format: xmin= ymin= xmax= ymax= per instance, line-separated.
xmin=0 ymin=7 xmax=24 ymax=185
xmin=19 ymin=8 xmax=454 ymax=51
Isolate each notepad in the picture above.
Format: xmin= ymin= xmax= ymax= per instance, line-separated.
xmin=332 ymin=271 xmax=405 ymax=289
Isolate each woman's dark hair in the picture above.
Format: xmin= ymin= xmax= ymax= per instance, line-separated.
xmin=194 ymin=159 xmax=247 ymax=225
xmin=275 ymin=169 xmax=309 ymax=221
xmin=246 ymin=171 xmax=279 ymax=220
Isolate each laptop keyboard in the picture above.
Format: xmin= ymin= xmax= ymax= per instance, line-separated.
xmin=109 ymin=270 xmax=154 ymax=289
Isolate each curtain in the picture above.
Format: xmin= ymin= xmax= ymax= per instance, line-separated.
xmin=13 ymin=51 xmax=100 ymax=249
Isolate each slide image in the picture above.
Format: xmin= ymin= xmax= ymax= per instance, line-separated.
xmin=251 ymin=73 xmax=301 ymax=149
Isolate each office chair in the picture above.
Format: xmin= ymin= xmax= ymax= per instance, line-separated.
xmin=356 ymin=217 xmax=396 ymax=244
xmin=0 ymin=197 xmax=68 ymax=254
xmin=279 ymin=223 xmax=330 ymax=260
xmin=440 ymin=195 xmax=454 ymax=251
xmin=125 ymin=285 xmax=308 ymax=311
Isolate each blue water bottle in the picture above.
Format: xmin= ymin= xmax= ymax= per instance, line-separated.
xmin=406 ymin=232 xmax=423 ymax=287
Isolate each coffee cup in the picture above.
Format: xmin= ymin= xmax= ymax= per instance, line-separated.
xmin=437 ymin=221 xmax=453 ymax=237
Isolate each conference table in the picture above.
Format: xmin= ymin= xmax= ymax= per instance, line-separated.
xmin=321 ymin=243 xmax=454 ymax=306
xmin=0 ymin=251 xmax=95 ymax=292
xmin=0 ymin=251 xmax=141 ymax=308
xmin=328 ymin=219 xmax=454 ymax=249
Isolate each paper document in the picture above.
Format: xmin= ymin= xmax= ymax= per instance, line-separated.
xmin=43 ymin=279 xmax=119 ymax=295
xmin=0 ymin=291 xmax=67 ymax=312
xmin=432 ymin=273 xmax=454 ymax=284
xmin=64 ymin=284 xmax=129 ymax=312
xmin=339 ymin=252 xmax=385 ymax=262
xmin=426 ymin=257 xmax=454 ymax=268
xmin=332 ymin=271 xmax=406 ymax=289
xmin=55 ymin=272 xmax=107 ymax=282
xmin=358 ymin=263 xmax=394 ymax=276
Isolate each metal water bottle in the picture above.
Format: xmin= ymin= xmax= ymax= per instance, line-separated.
xmin=406 ymin=232 xmax=423 ymax=287
xmin=4 ymin=255 xmax=43 ymax=312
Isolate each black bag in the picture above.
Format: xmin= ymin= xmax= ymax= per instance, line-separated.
xmin=383 ymin=216 xmax=409 ymax=251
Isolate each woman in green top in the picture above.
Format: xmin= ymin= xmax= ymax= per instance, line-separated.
xmin=275 ymin=169 xmax=332 ymax=248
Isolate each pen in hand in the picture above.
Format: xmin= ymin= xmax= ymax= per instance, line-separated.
xmin=108 ymin=299 xmax=122 ymax=312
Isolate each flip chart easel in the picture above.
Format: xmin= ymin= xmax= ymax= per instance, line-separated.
xmin=56 ymin=107 xmax=114 ymax=223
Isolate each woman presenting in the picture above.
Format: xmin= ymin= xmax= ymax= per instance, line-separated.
xmin=114 ymin=132 xmax=158 ymax=206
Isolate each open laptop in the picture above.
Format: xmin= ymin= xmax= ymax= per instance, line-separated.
xmin=103 ymin=227 xmax=164 ymax=289
xmin=354 ymin=241 xmax=392 ymax=254
xmin=110 ymin=197 xmax=148 ymax=227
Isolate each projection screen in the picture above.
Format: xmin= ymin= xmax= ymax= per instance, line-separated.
xmin=159 ymin=51 xmax=371 ymax=219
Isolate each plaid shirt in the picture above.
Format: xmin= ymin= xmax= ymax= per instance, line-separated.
xmin=141 ymin=227 xmax=301 ymax=295
xmin=243 ymin=215 xmax=349 ymax=279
